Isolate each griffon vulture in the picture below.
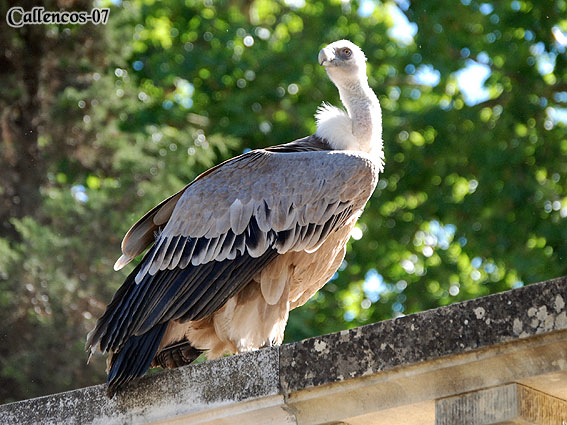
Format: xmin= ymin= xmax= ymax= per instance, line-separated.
xmin=87 ymin=40 xmax=384 ymax=396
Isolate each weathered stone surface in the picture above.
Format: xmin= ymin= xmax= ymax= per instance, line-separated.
xmin=436 ymin=383 xmax=567 ymax=425
xmin=279 ymin=276 xmax=567 ymax=394
xmin=1 ymin=276 xmax=567 ymax=425
xmin=436 ymin=384 xmax=520 ymax=425
xmin=0 ymin=347 xmax=279 ymax=425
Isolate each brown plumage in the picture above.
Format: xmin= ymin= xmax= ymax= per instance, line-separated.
xmin=87 ymin=40 xmax=384 ymax=397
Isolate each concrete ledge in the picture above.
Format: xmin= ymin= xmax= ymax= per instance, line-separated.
xmin=2 ymin=276 xmax=567 ymax=424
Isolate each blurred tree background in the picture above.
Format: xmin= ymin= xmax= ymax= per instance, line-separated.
xmin=1 ymin=0 xmax=566 ymax=403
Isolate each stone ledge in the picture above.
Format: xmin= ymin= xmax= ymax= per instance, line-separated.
xmin=0 ymin=348 xmax=281 ymax=425
xmin=280 ymin=275 xmax=567 ymax=394
xmin=1 ymin=276 xmax=567 ymax=425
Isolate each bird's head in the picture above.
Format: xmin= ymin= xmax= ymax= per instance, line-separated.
xmin=318 ymin=40 xmax=368 ymax=87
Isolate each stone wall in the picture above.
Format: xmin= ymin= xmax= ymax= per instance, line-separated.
xmin=2 ymin=276 xmax=567 ymax=424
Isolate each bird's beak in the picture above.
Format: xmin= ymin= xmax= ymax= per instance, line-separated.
xmin=318 ymin=48 xmax=334 ymax=66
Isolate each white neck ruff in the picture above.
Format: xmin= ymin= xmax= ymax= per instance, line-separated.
xmin=315 ymin=102 xmax=384 ymax=171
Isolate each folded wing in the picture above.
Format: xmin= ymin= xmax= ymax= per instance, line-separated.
xmin=87 ymin=147 xmax=379 ymax=393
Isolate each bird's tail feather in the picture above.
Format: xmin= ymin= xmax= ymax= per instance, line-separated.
xmin=106 ymin=322 xmax=168 ymax=398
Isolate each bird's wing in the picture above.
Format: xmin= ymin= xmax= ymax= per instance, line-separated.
xmin=113 ymin=135 xmax=332 ymax=271
xmin=135 ymin=149 xmax=378 ymax=280
xmin=87 ymin=148 xmax=379 ymax=356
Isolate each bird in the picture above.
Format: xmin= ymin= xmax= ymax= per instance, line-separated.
xmin=86 ymin=40 xmax=384 ymax=397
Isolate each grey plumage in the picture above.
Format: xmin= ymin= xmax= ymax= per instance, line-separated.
xmin=130 ymin=148 xmax=377 ymax=280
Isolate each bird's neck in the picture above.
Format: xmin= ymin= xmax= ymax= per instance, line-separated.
xmin=337 ymin=78 xmax=382 ymax=154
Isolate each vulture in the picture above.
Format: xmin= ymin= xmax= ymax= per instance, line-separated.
xmin=87 ymin=40 xmax=384 ymax=396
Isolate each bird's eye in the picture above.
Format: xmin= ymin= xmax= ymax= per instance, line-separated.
xmin=342 ymin=48 xmax=352 ymax=57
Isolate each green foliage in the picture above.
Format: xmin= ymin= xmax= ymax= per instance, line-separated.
xmin=1 ymin=0 xmax=567 ymax=402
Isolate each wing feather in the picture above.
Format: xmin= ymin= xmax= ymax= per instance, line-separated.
xmin=178 ymin=237 xmax=197 ymax=269
xmin=168 ymin=236 xmax=188 ymax=270
xmin=191 ymin=237 xmax=212 ymax=266
xmin=161 ymin=236 xmax=181 ymax=271
xmin=229 ymin=199 xmax=254 ymax=235
xmin=216 ymin=230 xmax=236 ymax=262
xmin=255 ymin=200 xmax=272 ymax=232
xmin=127 ymin=150 xmax=378 ymax=306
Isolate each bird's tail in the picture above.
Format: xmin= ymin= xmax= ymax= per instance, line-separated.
xmin=106 ymin=322 xmax=168 ymax=398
